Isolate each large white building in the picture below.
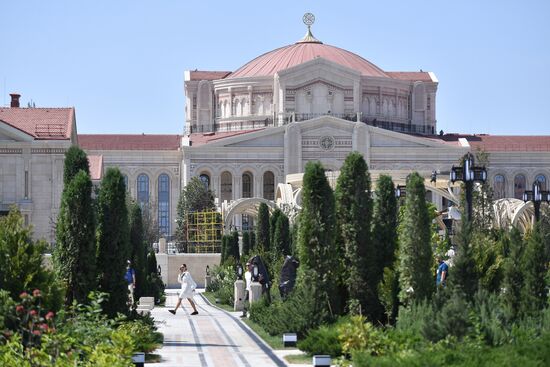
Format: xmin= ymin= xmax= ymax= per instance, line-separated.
xmin=2 ymin=17 xmax=549 ymax=243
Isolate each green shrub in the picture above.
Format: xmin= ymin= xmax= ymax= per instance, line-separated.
xmin=117 ymin=320 xmax=163 ymax=353
xmin=206 ymin=264 xmax=237 ymax=305
xmin=298 ymin=322 xmax=343 ymax=356
xmin=249 ymin=283 xmax=318 ymax=337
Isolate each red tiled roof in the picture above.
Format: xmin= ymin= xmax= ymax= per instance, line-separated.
xmin=0 ymin=107 xmax=74 ymax=140
xmin=78 ymin=134 xmax=181 ymax=150
xmin=189 ymin=71 xmax=231 ymax=80
xmin=386 ymin=72 xmax=434 ymax=82
xmin=436 ymin=134 xmax=550 ymax=152
xmin=469 ymin=135 xmax=550 ymax=152
xmin=87 ymin=155 xmax=103 ymax=180
xmin=189 ymin=130 xmax=259 ymax=146
xmin=229 ymin=43 xmax=388 ymax=78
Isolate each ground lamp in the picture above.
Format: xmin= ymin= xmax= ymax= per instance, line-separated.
xmin=236 ymin=263 xmax=244 ymax=280
xmin=522 ymin=181 xmax=550 ymax=222
xmin=450 ymin=152 xmax=487 ymax=222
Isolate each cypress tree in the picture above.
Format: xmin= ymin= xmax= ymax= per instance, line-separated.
xmin=270 ymin=208 xmax=282 ymax=246
xmin=273 ymin=213 xmax=290 ymax=257
xmin=96 ymin=167 xmax=130 ymax=316
xmin=242 ymin=231 xmax=251 ymax=258
xmin=297 ymin=161 xmax=340 ymax=318
xmin=128 ymin=202 xmax=148 ymax=300
xmin=452 ymin=219 xmax=478 ymax=300
xmin=398 ymin=172 xmax=433 ymax=306
xmin=63 ymin=146 xmax=90 ymax=185
xmin=372 ymin=174 xmax=398 ymax=322
xmin=221 ymin=235 xmax=229 ymax=264
xmin=334 ymin=152 xmax=374 ymax=316
xmin=249 ymin=231 xmax=256 ymax=255
xmin=373 ymin=175 xmax=398 ymax=273
xmin=256 ymin=203 xmax=271 ymax=253
xmin=54 ymin=170 xmax=96 ymax=305
xmin=231 ymin=230 xmax=240 ymax=261
xmin=520 ymin=222 xmax=548 ymax=317
xmin=501 ymin=227 xmax=523 ymax=322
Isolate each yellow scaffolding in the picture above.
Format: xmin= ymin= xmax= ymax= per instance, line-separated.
xmin=186 ymin=210 xmax=223 ymax=253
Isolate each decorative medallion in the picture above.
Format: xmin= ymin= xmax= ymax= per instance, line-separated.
xmin=303 ymin=13 xmax=315 ymax=26
xmin=319 ymin=136 xmax=335 ymax=151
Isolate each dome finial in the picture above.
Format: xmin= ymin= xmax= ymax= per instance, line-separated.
xmin=296 ymin=13 xmax=322 ymax=44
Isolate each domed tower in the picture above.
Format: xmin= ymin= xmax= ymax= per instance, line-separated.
xmin=184 ymin=14 xmax=438 ymax=136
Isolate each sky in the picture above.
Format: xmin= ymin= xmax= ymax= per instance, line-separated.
xmin=2 ymin=0 xmax=549 ymax=136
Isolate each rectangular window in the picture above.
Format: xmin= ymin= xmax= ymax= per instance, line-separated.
xmin=24 ymin=170 xmax=29 ymax=199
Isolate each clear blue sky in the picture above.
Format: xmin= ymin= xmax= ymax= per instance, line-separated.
xmin=2 ymin=0 xmax=549 ymax=135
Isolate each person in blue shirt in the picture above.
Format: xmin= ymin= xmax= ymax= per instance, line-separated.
xmin=125 ymin=260 xmax=136 ymax=306
xmin=436 ymin=256 xmax=448 ymax=288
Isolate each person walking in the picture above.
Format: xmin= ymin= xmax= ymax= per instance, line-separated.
xmin=241 ymin=261 xmax=253 ymax=317
xmin=125 ymin=260 xmax=136 ymax=306
xmin=436 ymin=256 xmax=449 ymax=288
xmin=169 ymin=264 xmax=198 ymax=315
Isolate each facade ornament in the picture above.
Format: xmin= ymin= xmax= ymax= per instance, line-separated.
xmin=296 ymin=13 xmax=322 ymax=44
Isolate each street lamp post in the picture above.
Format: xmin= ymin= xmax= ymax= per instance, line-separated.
xmin=522 ymin=181 xmax=550 ymax=222
xmin=450 ymin=152 xmax=487 ymax=222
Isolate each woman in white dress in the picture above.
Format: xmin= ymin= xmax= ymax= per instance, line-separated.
xmin=169 ymin=264 xmax=198 ymax=315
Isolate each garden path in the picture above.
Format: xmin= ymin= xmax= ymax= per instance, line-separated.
xmin=148 ymin=289 xmax=305 ymax=367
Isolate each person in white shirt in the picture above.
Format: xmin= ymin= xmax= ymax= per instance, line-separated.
xmin=169 ymin=264 xmax=198 ymax=315
xmin=241 ymin=261 xmax=253 ymax=317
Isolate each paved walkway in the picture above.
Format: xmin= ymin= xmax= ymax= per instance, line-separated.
xmin=148 ymin=289 xmax=307 ymax=367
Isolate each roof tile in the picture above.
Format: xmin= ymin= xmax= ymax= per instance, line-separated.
xmin=0 ymin=107 xmax=74 ymax=140
xmin=78 ymin=134 xmax=181 ymax=151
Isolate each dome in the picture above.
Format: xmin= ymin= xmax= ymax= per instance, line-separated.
xmin=229 ymin=42 xmax=389 ymax=79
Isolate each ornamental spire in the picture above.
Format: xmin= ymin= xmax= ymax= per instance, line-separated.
xmin=296 ymin=13 xmax=323 ymax=44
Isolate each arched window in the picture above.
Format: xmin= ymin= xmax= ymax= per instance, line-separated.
xmin=221 ymin=171 xmax=232 ymax=202
xmin=158 ymin=174 xmax=170 ymax=237
xmin=242 ymin=172 xmax=253 ymax=198
xmin=199 ymin=173 xmax=210 ymax=190
xmin=493 ymin=175 xmax=506 ymax=199
xmin=137 ymin=174 xmax=149 ymax=207
xmin=263 ymin=171 xmax=275 ymax=200
xmin=535 ymin=174 xmax=547 ymax=190
xmin=514 ymin=174 xmax=526 ymax=200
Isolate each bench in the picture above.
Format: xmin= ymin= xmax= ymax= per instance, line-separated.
xmin=136 ymin=297 xmax=155 ymax=315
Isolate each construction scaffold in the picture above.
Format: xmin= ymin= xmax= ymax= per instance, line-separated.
xmin=186 ymin=210 xmax=223 ymax=253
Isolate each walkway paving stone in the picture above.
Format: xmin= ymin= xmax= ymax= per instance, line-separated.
xmin=148 ymin=289 xmax=309 ymax=367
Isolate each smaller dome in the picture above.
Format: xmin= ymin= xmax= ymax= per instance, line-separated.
xmin=229 ymin=42 xmax=388 ymax=79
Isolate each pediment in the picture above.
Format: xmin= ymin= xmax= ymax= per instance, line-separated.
xmin=368 ymin=125 xmax=450 ymax=149
xmin=196 ymin=126 xmax=286 ymax=149
xmin=0 ymin=120 xmax=34 ymax=142
xmin=277 ymin=57 xmax=360 ymax=88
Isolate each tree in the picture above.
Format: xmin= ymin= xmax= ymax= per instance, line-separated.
xmin=128 ymin=202 xmax=148 ymax=300
xmin=334 ymin=152 xmax=374 ymax=317
xmin=96 ymin=167 xmax=130 ymax=316
xmin=372 ymin=174 xmax=399 ymax=322
xmin=174 ymin=177 xmax=215 ymax=252
xmin=452 ymin=219 xmax=478 ymax=300
xmin=146 ymin=249 xmax=165 ymax=304
xmin=273 ymin=213 xmax=290 ymax=258
xmin=297 ymin=161 xmax=340 ymax=318
xmin=63 ymin=146 xmax=89 ymax=185
xmin=54 ymin=170 xmax=96 ymax=305
xmin=256 ymin=203 xmax=271 ymax=253
xmin=0 ymin=208 xmax=63 ymax=311
xmin=373 ymin=175 xmax=398 ymax=275
xmin=501 ymin=228 xmax=523 ymax=322
xmin=269 ymin=208 xmax=282 ymax=247
xmin=520 ymin=222 xmax=548 ymax=317
xmin=242 ymin=231 xmax=251 ymax=258
xmin=230 ymin=230 xmax=240 ymax=262
xmin=398 ymin=172 xmax=433 ymax=306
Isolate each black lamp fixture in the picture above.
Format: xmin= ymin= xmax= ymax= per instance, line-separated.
xmin=450 ymin=152 xmax=487 ymax=222
xmin=395 ymin=185 xmax=406 ymax=198
xmin=522 ymin=181 xmax=550 ymax=222
xmin=252 ymin=264 xmax=259 ymax=282
xmin=236 ymin=263 xmax=244 ymax=280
